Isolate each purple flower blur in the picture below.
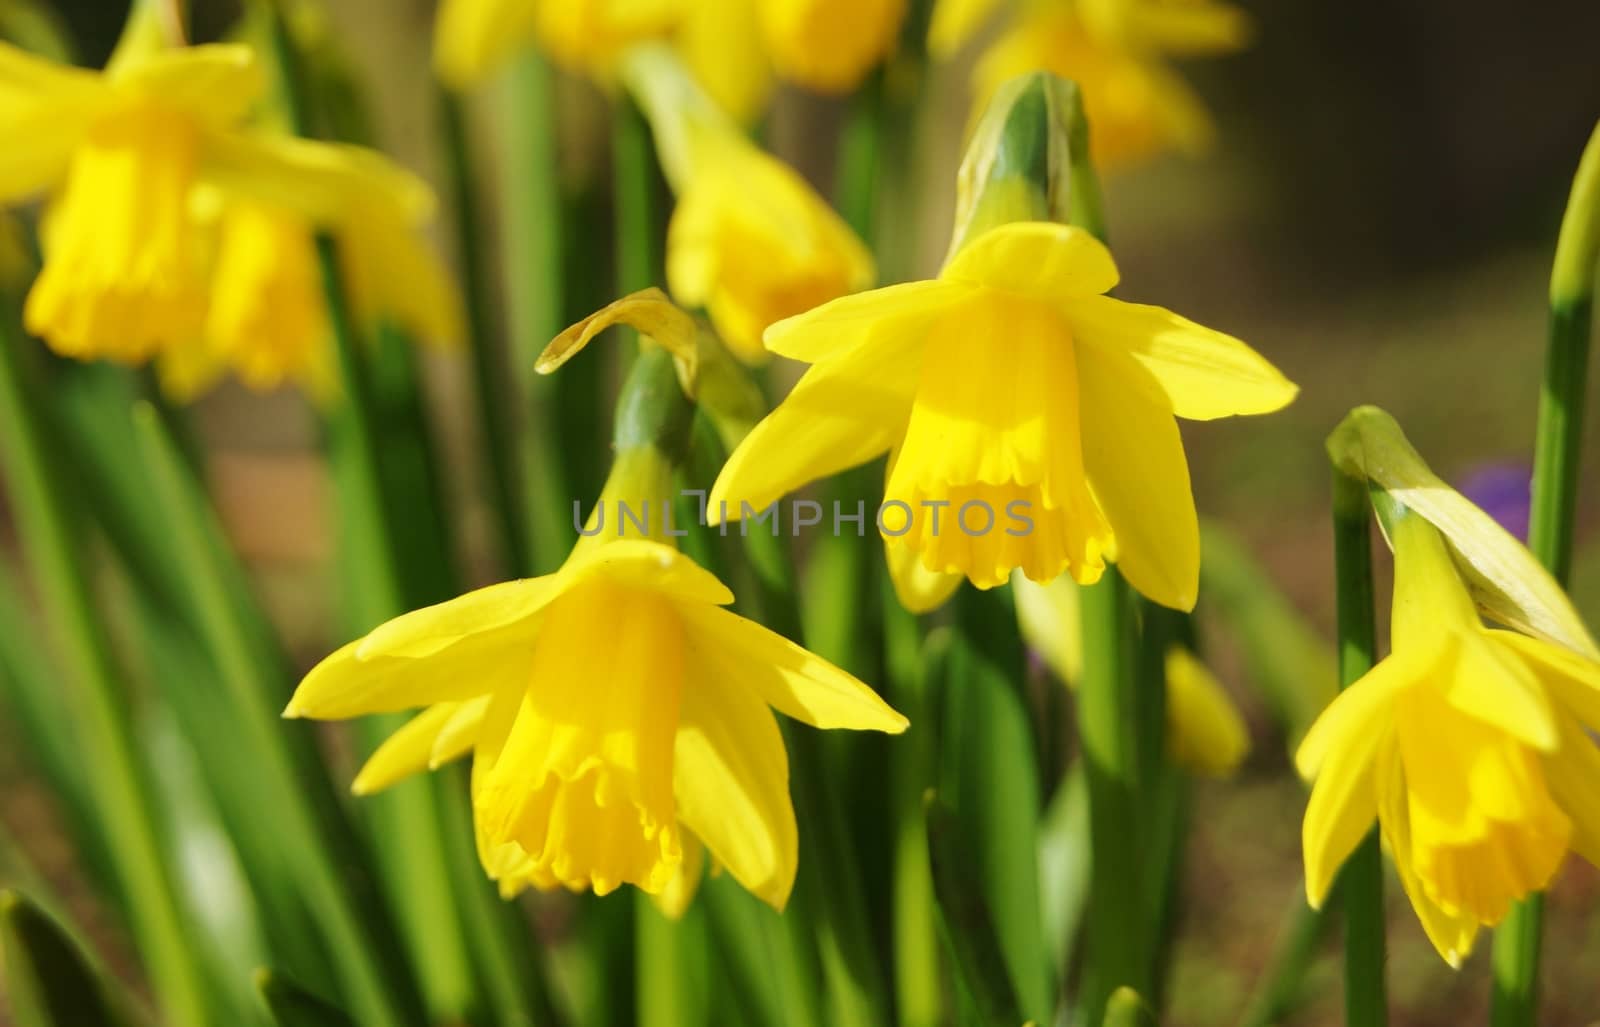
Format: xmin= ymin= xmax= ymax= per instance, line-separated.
xmin=1459 ymin=462 xmax=1532 ymax=542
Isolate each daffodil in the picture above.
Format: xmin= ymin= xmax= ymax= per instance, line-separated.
xmin=0 ymin=38 xmax=262 ymax=361
xmin=1013 ymin=573 xmax=1250 ymax=775
xmin=286 ymin=538 xmax=907 ymax=908
xmin=0 ymin=25 xmax=459 ymax=389
xmin=621 ymin=44 xmax=874 ymax=362
xmin=1298 ymin=511 xmax=1600 ymax=966
xmin=935 ymin=0 xmax=1250 ymax=171
xmin=710 ymin=220 xmax=1295 ymax=611
xmin=756 ymin=0 xmax=907 ymax=95
xmin=434 ymin=0 xmax=678 ymax=87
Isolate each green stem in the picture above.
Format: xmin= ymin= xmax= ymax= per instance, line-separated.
xmin=1331 ymin=468 xmax=1387 ymax=1027
xmin=503 ymin=55 xmax=578 ymax=572
xmin=438 ymin=85 xmax=531 ymax=576
xmin=1491 ymin=123 xmax=1599 ymax=1027
xmin=0 ymin=306 xmax=209 ymax=1025
xmin=1077 ymin=569 xmax=1146 ymax=1022
xmin=1238 ymin=890 xmax=1329 ymax=1027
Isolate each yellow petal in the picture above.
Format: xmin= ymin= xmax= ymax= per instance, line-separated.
xmin=927 ymin=0 xmax=1004 ymax=57
xmin=357 ymin=576 xmax=564 ymax=661
xmin=0 ymin=42 xmax=106 ymax=200
xmin=569 ymin=538 xmax=736 ymax=607
xmin=1302 ymin=722 xmax=1385 ymax=908
xmin=202 ymin=131 xmax=434 ymax=231
xmin=1375 ymin=739 xmax=1479 ymax=967
xmin=1543 ymin=715 xmax=1600 ymax=869
xmin=762 ymin=279 xmax=973 ymax=363
xmin=1164 ymin=646 xmax=1250 ymax=777
xmin=1327 ymin=406 xmax=1600 ymax=660
xmin=1076 ymin=349 xmax=1198 ymax=611
xmin=885 ymin=534 xmax=965 ymax=614
xmin=1065 ymin=294 xmax=1297 ymax=421
xmin=110 ymin=44 xmax=264 ymax=129
xmin=1490 ymin=629 xmax=1600 ymax=732
xmin=679 ymin=604 xmax=908 ymax=733
xmin=538 ymin=287 xmax=698 ymax=387
xmin=352 ymin=701 xmax=468 ymax=796
xmin=940 ymin=223 xmax=1119 ymax=303
xmin=673 ymin=672 xmax=798 ymax=911
xmin=1294 ymin=652 xmax=1416 ymax=780
xmin=709 ymin=326 xmax=920 ymax=523
xmin=285 ymin=635 xmax=523 ymax=720
xmin=1445 ymin=632 xmax=1558 ymax=753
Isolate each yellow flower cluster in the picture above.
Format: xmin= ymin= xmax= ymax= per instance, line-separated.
xmin=0 ymin=30 xmax=458 ymax=396
xmin=435 ymin=0 xmax=908 ymax=122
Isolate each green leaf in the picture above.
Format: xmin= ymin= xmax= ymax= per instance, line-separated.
xmin=925 ymin=795 xmax=1024 ymax=1027
xmin=0 ymin=889 xmax=142 ymax=1027
xmin=255 ymin=969 xmax=356 ymax=1027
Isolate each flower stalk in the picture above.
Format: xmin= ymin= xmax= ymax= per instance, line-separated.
xmin=1490 ymin=118 xmax=1600 ymax=1027
xmin=1329 ymin=467 xmax=1387 ymax=1027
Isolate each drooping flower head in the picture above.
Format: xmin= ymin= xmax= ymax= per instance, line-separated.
xmin=620 ymin=43 xmax=874 ymax=362
xmin=709 ymin=218 xmax=1294 ymax=611
xmin=1300 ymin=407 xmax=1600 ymax=965
xmin=707 ymin=71 xmax=1293 ymax=610
xmin=0 ymin=35 xmax=263 ymax=361
xmin=287 ymin=297 xmax=905 ymax=911
xmin=0 ymin=16 xmax=461 ymax=395
xmin=1299 ymin=510 xmax=1600 ymax=966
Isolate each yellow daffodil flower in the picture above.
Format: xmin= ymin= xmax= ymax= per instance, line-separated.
xmin=1013 ymin=573 xmax=1250 ymax=775
xmin=286 ymin=538 xmax=907 ymax=908
xmin=434 ymin=0 xmax=679 ymax=87
xmin=710 ymin=221 xmax=1295 ymax=611
xmin=0 ymin=30 xmax=459 ymax=390
xmin=0 ymin=39 xmax=263 ymax=361
xmin=756 ymin=0 xmax=906 ymax=95
xmin=621 ymin=44 xmax=874 ymax=362
xmin=1298 ymin=512 xmax=1600 ymax=966
xmin=937 ymin=0 xmax=1250 ymax=171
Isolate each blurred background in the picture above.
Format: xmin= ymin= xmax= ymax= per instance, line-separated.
xmin=5 ymin=1 xmax=1600 ymax=1024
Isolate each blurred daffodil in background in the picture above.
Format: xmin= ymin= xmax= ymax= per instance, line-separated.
xmin=433 ymin=0 xmax=906 ymax=122
xmin=710 ymin=219 xmax=1295 ymax=611
xmin=0 ymin=15 xmax=459 ymax=397
xmin=620 ymin=44 xmax=874 ymax=361
xmin=932 ymin=0 xmax=1250 ymax=169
